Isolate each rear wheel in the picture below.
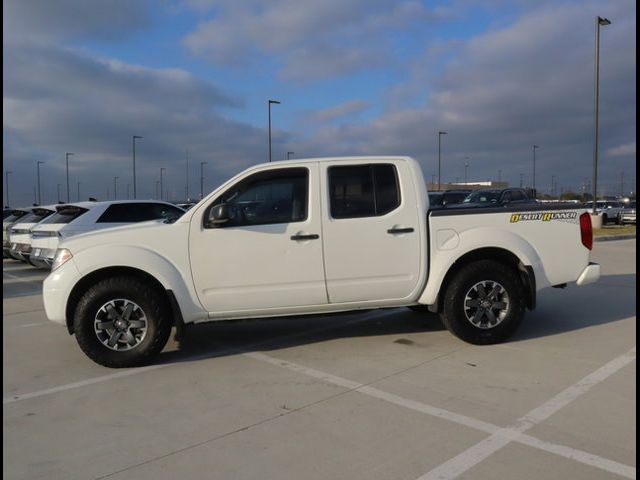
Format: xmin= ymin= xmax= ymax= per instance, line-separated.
xmin=602 ymin=213 xmax=609 ymax=225
xmin=73 ymin=276 xmax=172 ymax=368
xmin=440 ymin=260 xmax=525 ymax=345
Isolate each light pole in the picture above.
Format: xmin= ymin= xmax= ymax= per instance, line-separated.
xmin=132 ymin=135 xmax=143 ymax=199
xmin=5 ymin=170 xmax=12 ymax=207
xmin=65 ymin=152 xmax=74 ymax=202
xmin=532 ymin=145 xmax=539 ymax=191
xmin=287 ymin=151 xmax=294 ymax=160
xmin=464 ymin=157 xmax=470 ymax=185
xmin=160 ymin=168 xmax=166 ymax=201
xmin=113 ymin=176 xmax=119 ymax=200
xmin=437 ymin=131 xmax=447 ymax=191
xmin=36 ymin=161 xmax=45 ymax=205
xmin=268 ymin=100 xmax=280 ymax=162
xmin=185 ymin=149 xmax=189 ymax=201
xmin=200 ymin=162 xmax=207 ymax=200
xmin=592 ymin=16 xmax=611 ymax=213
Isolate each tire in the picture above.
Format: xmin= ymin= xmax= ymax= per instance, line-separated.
xmin=602 ymin=213 xmax=608 ymax=225
xmin=73 ymin=276 xmax=172 ymax=368
xmin=440 ymin=260 xmax=525 ymax=345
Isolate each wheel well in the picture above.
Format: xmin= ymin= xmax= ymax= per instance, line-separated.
xmin=64 ymin=266 xmax=179 ymax=335
xmin=437 ymin=247 xmax=536 ymax=312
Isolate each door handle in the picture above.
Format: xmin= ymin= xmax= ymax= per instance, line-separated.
xmin=290 ymin=233 xmax=320 ymax=241
xmin=387 ymin=227 xmax=414 ymax=234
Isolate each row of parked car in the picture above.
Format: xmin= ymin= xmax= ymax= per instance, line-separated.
xmin=428 ymin=188 xmax=636 ymax=225
xmin=3 ymin=200 xmax=191 ymax=268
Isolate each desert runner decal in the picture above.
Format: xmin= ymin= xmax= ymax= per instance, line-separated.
xmin=510 ymin=211 xmax=579 ymax=223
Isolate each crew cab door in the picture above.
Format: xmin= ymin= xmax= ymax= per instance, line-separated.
xmin=320 ymin=160 xmax=422 ymax=303
xmin=189 ymin=164 xmax=328 ymax=314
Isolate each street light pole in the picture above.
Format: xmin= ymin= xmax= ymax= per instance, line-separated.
xmin=464 ymin=157 xmax=470 ymax=185
xmin=160 ymin=168 xmax=166 ymax=201
xmin=438 ymin=131 xmax=447 ymax=191
xmin=132 ymin=135 xmax=143 ymax=199
xmin=65 ymin=152 xmax=74 ymax=202
xmin=200 ymin=162 xmax=208 ymax=200
xmin=532 ymin=145 xmax=539 ymax=191
xmin=287 ymin=151 xmax=294 ymax=160
xmin=592 ymin=16 xmax=611 ymax=213
xmin=185 ymin=149 xmax=189 ymax=201
xmin=36 ymin=161 xmax=45 ymax=205
xmin=113 ymin=176 xmax=119 ymax=200
xmin=268 ymin=100 xmax=280 ymax=162
xmin=5 ymin=170 xmax=12 ymax=207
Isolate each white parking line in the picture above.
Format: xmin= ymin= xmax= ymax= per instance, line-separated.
xmin=3 ymin=272 xmax=47 ymax=284
xmin=416 ymin=346 xmax=637 ymax=480
xmin=246 ymin=350 xmax=636 ymax=480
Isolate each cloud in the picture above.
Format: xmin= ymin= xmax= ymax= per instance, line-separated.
xmin=288 ymin=1 xmax=636 ymax=193
xmin=183 ymin=0 xmax=438 ymax=80
xmin=3 ymin=43 xmax=270 ymax=205
xmin=606 ymin=142 xmax=636 ymax=157
xmin=303 ymin=100 xmax=371 ymax=124
xmin=3 ymin=0 xmax=151 ymax=42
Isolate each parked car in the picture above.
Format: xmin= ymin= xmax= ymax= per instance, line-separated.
xmin=428 ymin=190 xmax=471 ymax=209
xmin=456 ymin=188 xmax=536 ymax=207
xmin=8 ymin=205 xmax=57 ymax=261
xmin=3 ymin=208 xmax=31 ymax=257
xmin=43 ymin=156 xmax=598 ymax=367
xmin=618 ymin=201 xmax=636 ymax=224
xmin=589 ymin=200 xmax=625 ymax=225
xmin=30 ymin=200 xmax=186 ymax=268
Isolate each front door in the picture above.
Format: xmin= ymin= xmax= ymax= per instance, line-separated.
xmin=189 ymin=164 xmax=327 ymax=314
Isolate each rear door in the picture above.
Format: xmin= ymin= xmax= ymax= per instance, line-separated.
xmin=320 ymin=159 xmax=422 ymax=303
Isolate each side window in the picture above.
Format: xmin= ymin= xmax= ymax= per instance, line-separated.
xmin=329 ymin=164 xmax=400 ymax=219
xmin=97 ymin=203 xmax=182 ymax=223
xmin=209 ymin=168 xmax=308 ymax=228
xmin=510 ymin=191 xmax=525 ymax=202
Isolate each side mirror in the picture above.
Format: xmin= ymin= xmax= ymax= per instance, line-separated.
xmin=206 ymin=203 xmax=232 ymax=228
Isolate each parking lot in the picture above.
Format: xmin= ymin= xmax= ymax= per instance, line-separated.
xmin=3 ymin=239 xmax=636 ymax=480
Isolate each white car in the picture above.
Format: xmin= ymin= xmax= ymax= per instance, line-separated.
xmin=8 ymin=205 xmax=57 ymax=262
xmin=3 ymin=208 xmax=30 ymax=258
xmin=43 ymin=156 xmax=600 ymax=367
xmin=30 ymin=200 xmax=186 ymax=268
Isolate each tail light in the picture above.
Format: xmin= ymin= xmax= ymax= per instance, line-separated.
xmin=580 ymin=212 xmax=593 ymax=250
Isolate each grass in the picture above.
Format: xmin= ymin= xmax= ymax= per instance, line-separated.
xmin=593 ymin=224 xmax=636 ymax=237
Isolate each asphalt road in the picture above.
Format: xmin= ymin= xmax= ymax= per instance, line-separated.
xmin=3 ymin=240 xmax=636 ymax=480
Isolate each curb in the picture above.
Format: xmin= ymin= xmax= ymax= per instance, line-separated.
xmin=594 ymin=234 xmax=636 ymax=242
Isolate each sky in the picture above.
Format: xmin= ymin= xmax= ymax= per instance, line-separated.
xmin=3 ymin=0 xmax=636 ymax=206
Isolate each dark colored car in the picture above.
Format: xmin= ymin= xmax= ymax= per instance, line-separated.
xmin=428 ymin=190 xmax=472 ymax=209
xmin=454 ymin=188 xmax=536 ymax=208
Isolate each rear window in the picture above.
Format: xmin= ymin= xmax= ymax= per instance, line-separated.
xmin=42 ymin=207 xmax=89 ymax=225
xmin=329 ymin=164 xmax=401 ymax=219
xmin=97 ymin=203 xmax=185 ymax=223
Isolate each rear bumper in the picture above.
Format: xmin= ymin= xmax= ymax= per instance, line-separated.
xmin=576 ymin=262 xmax=600 ymax=286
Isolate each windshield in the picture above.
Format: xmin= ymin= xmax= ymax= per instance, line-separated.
xmin=463 ymin=191 xmax=502 ymax=204
xmin=428 ymin=193 xmax=444 ymax=206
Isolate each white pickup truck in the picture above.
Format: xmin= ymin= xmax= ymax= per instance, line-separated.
xmin=43 ymin=156 xmax=600 ymax=367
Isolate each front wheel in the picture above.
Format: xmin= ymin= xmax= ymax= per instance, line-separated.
xmin=73 ymin=276 xmax=172 ymax=368
xmin=440 ymin=260 xmax=525 ymax=345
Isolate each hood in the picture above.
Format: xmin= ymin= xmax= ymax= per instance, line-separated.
xmin=59 ymin=219 xmax=168 ymax=252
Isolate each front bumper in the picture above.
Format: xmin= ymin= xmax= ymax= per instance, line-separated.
xmin=576 ymin=262 xmax=600 ymax=286
xmin=43 ymin=258 xmax=83 ymax=326
xmin=9 ymin=243 xmax=32 ymax=262
xmin=30 ymin=248 xmax=56 ymax=269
